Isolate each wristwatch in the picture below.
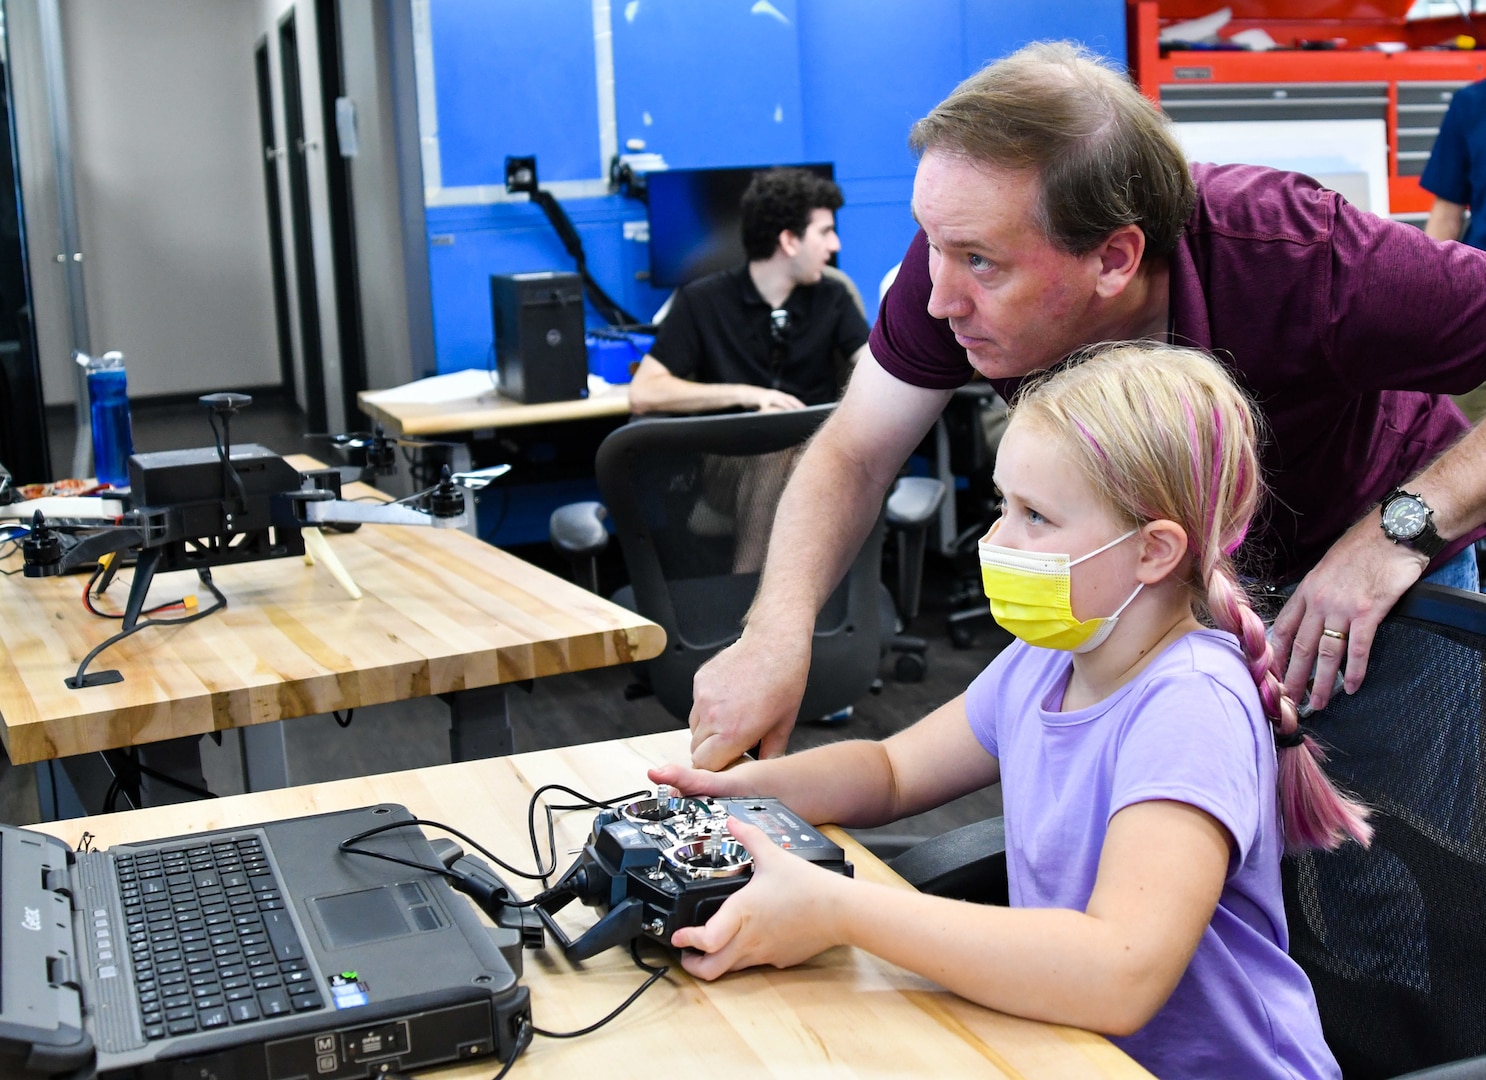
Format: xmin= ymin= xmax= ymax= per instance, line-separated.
xmin=1379 ymin=488 xmax=1447 ymax=558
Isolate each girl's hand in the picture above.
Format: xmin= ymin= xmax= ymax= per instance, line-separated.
xmin=647 ymin=762 xmax=746 ymax=798
xmin=670 ymin=817 xmax=848 ymax=980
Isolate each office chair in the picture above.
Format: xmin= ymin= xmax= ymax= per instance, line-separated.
xmin=887 ymin=581 xmax=1486 ymax=1080
xmin=549 ymin=404 xmax=942 ymax=723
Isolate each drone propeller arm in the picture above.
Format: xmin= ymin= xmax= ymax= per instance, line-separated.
xmin=59 ymin=528 xmax=148 ymax=574
xmin=296 ymin=496 xmax=469 ymax=531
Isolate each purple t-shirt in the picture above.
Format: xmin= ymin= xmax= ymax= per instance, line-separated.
xmin=966 ymin=630 xmax=1339 ymax=1080
xmin=871 ymin=162 xmax=1486 ymax=583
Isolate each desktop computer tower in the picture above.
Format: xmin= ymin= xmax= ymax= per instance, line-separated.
xmin=490 ymin=271 xmax=588 ymax=403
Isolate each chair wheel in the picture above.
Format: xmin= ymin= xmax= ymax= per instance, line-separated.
xmin=894 ymin=653 xmax=927 ymax=683
xmin=949 ymin=625 xmax=976 ymax=650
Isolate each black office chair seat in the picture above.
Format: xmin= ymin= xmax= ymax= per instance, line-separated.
xmin=550 ymin=405 xmax=940 ymax=724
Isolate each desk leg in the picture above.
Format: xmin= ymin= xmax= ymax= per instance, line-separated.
xmin=134 ymin=737 xmax=211 ymax=806
xmin=237 ymin=723 xmax=291 ymax=791
xmin=442 ymin=685 xmax=513 ymax=760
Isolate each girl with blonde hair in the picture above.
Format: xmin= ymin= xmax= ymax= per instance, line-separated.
xmin=651 ymin=343 xmax=1367 ymax=1079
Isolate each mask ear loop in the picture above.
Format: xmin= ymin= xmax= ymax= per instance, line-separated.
xmin=1067 ymin=527 xmax=1138 ymax=568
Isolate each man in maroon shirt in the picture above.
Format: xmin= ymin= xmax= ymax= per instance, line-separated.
xmin=686 ymin=41 xmax=1486 ymax=770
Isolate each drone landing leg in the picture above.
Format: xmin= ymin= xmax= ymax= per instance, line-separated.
xmin=120 ymin=547 xmax=164 ymax=630
xmin=302 ymin=526 xmax=362 ymax=599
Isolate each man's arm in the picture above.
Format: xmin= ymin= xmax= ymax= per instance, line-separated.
xmin=1274 ymin=420 xmax=1486 ymax=710
xmin=688 ymin=352 xmax=954 ymax=768
xmin=1424 ymin=197 xmax=1467 ymax=242
xmin=628 ymin=356 xmax=805 ymax=414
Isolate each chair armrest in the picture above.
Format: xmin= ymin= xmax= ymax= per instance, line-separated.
xmin=1396 ymin=1058 xmax=1486 ymax=1080
xmin=887 ymin=817 xmax=1009 ymax=906
xmin=886 ymin=477 xmax=946 ymax=531
xmin=549 ymin=501 xmax=609 ymax=559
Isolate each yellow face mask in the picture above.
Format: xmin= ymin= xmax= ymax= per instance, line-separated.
xmin=978 ymin=524 xmax=1142 ymax=653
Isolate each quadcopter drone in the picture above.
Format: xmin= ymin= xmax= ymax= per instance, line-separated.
xmin=0 ymin=392 xmax=509 ymax=689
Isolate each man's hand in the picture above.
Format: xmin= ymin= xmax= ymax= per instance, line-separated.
xmin=689 ymin=629 xmax=812 ymax=768
xmin=670 ymin=818 xmax=846 ymax=980
xmin=747 ymin=386 xmax=807 ymax=412
xmin=1270 ymin=514 xmax=1429 ymax=712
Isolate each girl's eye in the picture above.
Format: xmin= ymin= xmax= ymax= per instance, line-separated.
xmin=1025 ymin=507 xmax=1045 ymax=525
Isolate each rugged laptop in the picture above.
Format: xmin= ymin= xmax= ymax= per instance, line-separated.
xmin=0 ymin=804 xmax=529 ymax=1079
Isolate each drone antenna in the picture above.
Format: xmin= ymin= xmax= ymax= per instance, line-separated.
xmin=199 ymin=393 xmax=252 ymax=518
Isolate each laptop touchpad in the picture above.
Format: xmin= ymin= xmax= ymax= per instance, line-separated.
xmin=312 ymin=882 xmax=446 ymax=948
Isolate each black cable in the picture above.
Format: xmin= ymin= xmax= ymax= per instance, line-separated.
xmin=525 ymin=784 xmax=648 ymax=886
xmin=489 ymin=1018 xmax=533 ymax=1080
xmin=102 ymin=747 xmax=216 ymax=809
xmin=70 ymin=569 xmax=227 ymax=687
xmin=135 ymin=761 xmax=216 ymax=801
xmin=207 ymin=410 xmax=250 ymax=511
xmin=527 ymin=187 xmax=638 ymax=326
xmin=531 ymin=940 xmax=670 ymax=1039
xmin=82 ymin=562 xmax=192 ymax=619
xmin=333 ymin=709 xmax=355 ymax=728
xmin=339 ymin=785 xmax=646 ymax=892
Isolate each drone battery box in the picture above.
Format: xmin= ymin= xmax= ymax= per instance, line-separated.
xmin=490 ymin=271 xmax=588 ymax=404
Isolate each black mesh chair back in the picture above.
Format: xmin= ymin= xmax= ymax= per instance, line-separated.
xmin=1281 ymin=583 xmax=1486 ymax=1079
xmin=594 ymin=404 xmax=883 ymax=723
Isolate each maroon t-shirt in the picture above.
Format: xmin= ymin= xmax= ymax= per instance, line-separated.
xmin=871 ymin=162 xmax=1486 ymax=583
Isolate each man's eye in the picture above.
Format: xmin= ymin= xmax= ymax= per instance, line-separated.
xmin=968 ymin=254 xmax=992 ymax=272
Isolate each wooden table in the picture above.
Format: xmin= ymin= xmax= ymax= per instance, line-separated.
xmin=26 ymin=731 xmax=1151 ymax=1078
xmin=358 ymin=379 xmax=630 ymax=440
xmin=0 ymin=464 xmax=665 ymax=812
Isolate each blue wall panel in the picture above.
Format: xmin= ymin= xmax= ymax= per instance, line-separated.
xmin=431 ymin=0 xmax=602 ymax=186
xmin=963 ymin=0 xmax=1127 ymax=72
xmin=796 ymin=0 xmax=963 ymax=184
xmin=424 ymin=0 xmax=1130 ymax=373
xmin=611 ymin=0 xmax=804 ymax=168
xmin=426 ymin=198 xmax=672 ymax=376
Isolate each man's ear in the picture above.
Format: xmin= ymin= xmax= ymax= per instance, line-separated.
xmin=1135 ymin=519 xmax=1189 ymax=585
xmin=1092 ymin=224 xmax=1147 ymax=299
xmin=777 ymin=229 xmax=801 ymax=258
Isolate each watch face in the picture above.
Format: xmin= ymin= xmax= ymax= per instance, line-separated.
xmin=1383 ymin=495 xmax=1428 ymax=540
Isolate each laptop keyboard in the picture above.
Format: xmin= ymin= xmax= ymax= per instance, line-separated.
xmin=115 ymin=836 xmax=324 ymax=1039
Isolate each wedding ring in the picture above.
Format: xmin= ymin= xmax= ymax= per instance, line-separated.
xmin=1321 ymin=628 xmax=1348 ymax=641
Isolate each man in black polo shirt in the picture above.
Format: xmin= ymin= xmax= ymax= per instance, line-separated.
xmin=629 ymin=167 xmax=871 ymax=415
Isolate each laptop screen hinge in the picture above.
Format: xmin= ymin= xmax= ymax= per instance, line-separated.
xmin=47 ymin=953 xmax=79 ymax=990
xmin=42 ymin=866 xmax=72 ymax=898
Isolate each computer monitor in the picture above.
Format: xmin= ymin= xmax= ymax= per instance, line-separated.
xmin=645 ymin=163 xmax=835 ymax=289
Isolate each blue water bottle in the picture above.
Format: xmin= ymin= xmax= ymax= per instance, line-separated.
xmin=75 ymin=349 xmax=134 ymax=489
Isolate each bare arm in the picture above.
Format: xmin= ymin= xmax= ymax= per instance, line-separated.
xmin=1424 ymin=197 xmax=1467 ymax=242
xmin=687 ymin=352 xmax=955 ymax=767
xmin=653 ymin=693 xmax=997 ymax=828
xmin=628 ymin=356 xmax=804 ymax=415
xmin=673 ymin=799 xmax=1230 ymax=1037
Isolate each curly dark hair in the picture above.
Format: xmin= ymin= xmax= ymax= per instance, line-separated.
xmin=739 ymin=168 xmax=844 ymax=261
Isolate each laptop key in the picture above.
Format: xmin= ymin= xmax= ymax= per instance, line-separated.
xmin=262 ymin=910 xmax=304 ymax=961
xmin=258 ymin=987 xmax=291 ymax=1017
xmin=291 ymin=990 xmax=323 ymax=1012
xmin=229 ymin=999 xmax=261 ymax=1023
